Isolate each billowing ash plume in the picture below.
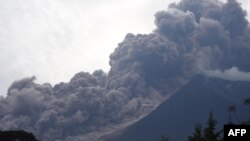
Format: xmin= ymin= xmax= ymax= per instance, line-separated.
xmin=0 ymin=0 xmax=250 ymax=141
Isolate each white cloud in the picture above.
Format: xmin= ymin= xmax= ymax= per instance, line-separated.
xmin=205 ymin=67 xmax=250 ymax=81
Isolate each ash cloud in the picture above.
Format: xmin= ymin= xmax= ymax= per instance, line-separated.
xmin=0 ymin=0 xmax=250 ymax=141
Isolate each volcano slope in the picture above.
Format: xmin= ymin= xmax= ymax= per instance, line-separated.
xmin=103 ymin=75 xmax=250 ymax=141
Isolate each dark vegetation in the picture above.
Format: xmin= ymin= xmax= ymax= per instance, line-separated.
xmin=0 ymin=130 xmax=39 ymax=141
xmin=161 ymin=98 xmax=250 ymax=141
xmin=187 ymin=112 xmax=223 ymax=141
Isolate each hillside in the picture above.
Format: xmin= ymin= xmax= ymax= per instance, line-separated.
xmin=103 ymin=75 xmax=250 ymax=141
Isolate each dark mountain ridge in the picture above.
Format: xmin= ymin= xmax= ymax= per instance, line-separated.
xmin=103 ymin=75 xmax=250 ymax=141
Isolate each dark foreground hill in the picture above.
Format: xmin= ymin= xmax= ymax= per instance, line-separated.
xmin=0 ymin=130 xmax=38 ymax=141
xmin=103 ymin=75 xmax=250 ymax=141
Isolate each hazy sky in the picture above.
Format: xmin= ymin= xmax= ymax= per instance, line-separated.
xmin=0 ymin=0 xmax=249 ymax=96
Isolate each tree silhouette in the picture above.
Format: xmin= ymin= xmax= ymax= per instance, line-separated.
xmin=244 ymin=98 xmax=250 ymax=107
xmin=187 ymin=111 xmax=223 ymax=141
xmin=160 ymin=135 xmax=169 ymax=141
xmin=227 ymin=97 xmax=250 ymax=124
xmin=203 ymin=111 xmax=220 ymax=141
xmin=187 ymin=123 xmax=204 ymax=141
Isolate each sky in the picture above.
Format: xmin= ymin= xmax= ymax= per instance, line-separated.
xmin=0 ymin=0 xmax=249 ymax=96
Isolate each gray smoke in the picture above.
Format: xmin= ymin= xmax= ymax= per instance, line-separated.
xmin=0 ymin=0 xmax=250 ymax=141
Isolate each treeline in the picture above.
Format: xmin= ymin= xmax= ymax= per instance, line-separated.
xmin=160 ymin=98 xmax=250 ymax=141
